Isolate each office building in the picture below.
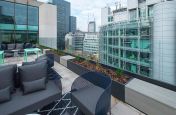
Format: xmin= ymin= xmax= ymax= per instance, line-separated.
xmin=99 ymin=0 xmax=176 ymax=85
xmin=69 ymin=16 xmax=76 ymax=33
xmin=88 ymin=21 xmax=96 ymax=32
xmin=65 ymin=30 xmax=85 ymax=53
xmin=83 ymin=33 xmax=99 ymax=55
xmin=50 ymin=0 xmax=70 ymax=50
xmin=0 ymin=0 xmax=41 ymax=44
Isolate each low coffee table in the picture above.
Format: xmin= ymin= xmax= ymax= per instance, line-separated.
xmin=12 ymin=49 xmax=19 ymax=61
xmin=24 ymin=48 xmax=42 ymax=62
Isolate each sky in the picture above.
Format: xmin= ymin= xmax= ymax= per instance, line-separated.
xmin=38 ymin=0 xmax=127 ymax=31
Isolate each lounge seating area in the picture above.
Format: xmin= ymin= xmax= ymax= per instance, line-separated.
xmin=0 ymin=43 xmax=36 ymax=57
xmin=0 ymin=52 xmax=146 ymax=115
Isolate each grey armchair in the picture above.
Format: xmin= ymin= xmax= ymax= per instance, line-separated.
xmin=71 ymin=72 xmax=112 ymax=115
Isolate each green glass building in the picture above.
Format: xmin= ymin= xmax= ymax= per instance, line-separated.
xmin=0 ymin=0 xmax=39 ymax=44
xmin=99 ymin=20 xmax=152 ymax=77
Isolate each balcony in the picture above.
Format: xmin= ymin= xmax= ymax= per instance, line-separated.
xmin=0 ymin=47 xmax=147 ymax=115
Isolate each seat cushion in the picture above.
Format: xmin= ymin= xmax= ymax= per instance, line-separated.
xmin=0 ymin=80 xmax=62 ymax=115
xmin=18 ymin=61 xmax=47 ymax=94
xmin=71 ymin=85 xmax=104 ymax=115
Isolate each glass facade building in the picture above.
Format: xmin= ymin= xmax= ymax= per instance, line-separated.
xmin=99 ymin=20 xmax=152 ymax=77
xmin=0 ymin=0 xmax=39 ymax=44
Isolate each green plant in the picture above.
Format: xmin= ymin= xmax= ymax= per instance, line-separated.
xmin=75 ymin=55 xmax=81 ymax=62
xmin=115 ymin=68 xmax=123 ymax=77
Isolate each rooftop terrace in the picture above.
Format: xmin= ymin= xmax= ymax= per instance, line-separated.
xmin=2 ymin=53 xmax=145 ymax=115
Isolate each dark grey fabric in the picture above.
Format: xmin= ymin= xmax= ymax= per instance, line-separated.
xmin=16 ymin=43 xmax=24 ymax=50
xmin=7 ymin=44 xmax=16 ymax=50
xmin=36 ymin=54 xmax=54 ymax=68
xmin=24 ymin=43 xmax=32 ymax=48
xmin=72 ymin=85 xmax=104 ymax=115
xmin=22 ymin=61 xmax=36 ymax=66
xmin=1 ymin=44 xmax=7 ymax=50
xmin=19 ymin=61 xmax=47 ymax=82
xmin=23 ymin=77 xmax=46 ymax=94
xmin=0 ymin=64 xmax=17 ymax=93
xmin=0 ymin=80 xmax=62 ymax=115
xmin=0 ymin=87 xmax=11 ymax=103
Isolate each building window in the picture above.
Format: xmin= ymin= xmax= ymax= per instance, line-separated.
xmin=129 ymin=9 xmax=137 ymax=21
xmin=0 ymin=1 xmax=14 ymax=24
xmin=148 ymin=5 xmax=154 ymax=18
xmin=28 ymin=6 xmax=39 ymax=26
xmin=139 ymin=8 xmax=146 ymax=19
xmin=108 ymin=16 xmax=113 ymax=22
xmin=15 ymin=4 xmax=27 ymax=25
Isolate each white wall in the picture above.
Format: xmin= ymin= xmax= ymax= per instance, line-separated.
xmin=127 ymin=0 xmax=138 ymax=10
xmin=153 ymin=1 xmax=176 ymax=85
xmin=113 ymin=11 xmax=128 ymax=22
xmin=39 ymin=3 xmax=57 ymax=49
xmin=101 ymin=7 xmax=111 ymax=26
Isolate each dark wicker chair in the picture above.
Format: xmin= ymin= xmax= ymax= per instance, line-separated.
xmin=71 ymin=72 xmax=112 ymax=115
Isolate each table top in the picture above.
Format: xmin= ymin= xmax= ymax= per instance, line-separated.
xmin=11 ymin=49 xmax=19 ymax=52
xmin=0 ymin=51 xmax=4 ymax=54
xmin=24 ymin=48 xmax=41 ymax=52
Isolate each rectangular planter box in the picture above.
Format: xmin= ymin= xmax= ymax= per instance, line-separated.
xmin=67 ymin=60 xmax=90 ymax=75
xmin=67 ymin=60 xmax=130 ymax=102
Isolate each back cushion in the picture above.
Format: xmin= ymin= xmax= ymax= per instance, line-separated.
xmin=24 ymin=43 xmax=32 ymax=49
xmin=1 ymin=44 xmax=7 ymax=50
xmin=19 ymin=61 xmax=47 ymax=94
xmin=19 ymin=61 xmax=47 ymax=82
xmin=0 ymin=65 xmax=17 ymax=103
xmin=0 ymin=64 xmax=17 ymax=93
xmin=7 ymin=44 xmax=16 ymax=50
xmin=16 ymin=43 xmax=24 ymax=50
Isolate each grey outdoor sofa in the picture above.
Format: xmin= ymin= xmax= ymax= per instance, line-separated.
xmin=0 ymin=54 xmax=62 ymax=115
xmin=71 ymin=72 xmax=112 ymax=115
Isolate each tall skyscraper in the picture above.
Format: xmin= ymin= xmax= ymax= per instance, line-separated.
xmin=88 ymin=21 xmax=96 ymax=32
xmin=50 ymin=0 xmax=70 ymax=50
xmin=69 ymin=16 xmax=77 ymax=33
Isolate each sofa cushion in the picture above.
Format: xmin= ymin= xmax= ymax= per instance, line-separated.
xmin=24 ymin=43 xmax=32 ymax=49
xmin=0 ymin=64 xmax=17 ymax=93
xmin=19 ymin=61 xmax=47 ymax=82
xmin=71 ymin=84 xmax=104 ymax=115
xmin=16 ymin=43 xmax=24 ymax=50
xmin=23 ymin=77 xmax=46 ymax=94
xmin=19 ymin=61 xmax=47 ymax=94
xmin=7 ymin=44 xmax=16 ymax=50
xmin=0 ymin=87 xmax=11 ymax=103
xmin=0 ymin=80 xmax=62 ymax=115
xmin=36 ymin=54 xmax=54 ymax=68
xmin=1 ymin=44 xmax=7 ymax=50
